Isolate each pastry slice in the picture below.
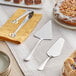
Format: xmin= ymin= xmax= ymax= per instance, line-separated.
xmin=13 ymin=0 xmax=23 ymax=4
xmin=24 ymin=0 xmax=41 ymax=5
xmin=34 ymin=0 xmax=42 ymax=4
xmin=24 ymin=0 xmax=33 ymax=5
xmin=5 ymin=0 xmax=11 ymax=1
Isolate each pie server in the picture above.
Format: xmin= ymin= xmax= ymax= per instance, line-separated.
xmin=24 ymin=20 xmax=53 ymax=61
xmin=38 ymin=37 xmax=65 ymax=71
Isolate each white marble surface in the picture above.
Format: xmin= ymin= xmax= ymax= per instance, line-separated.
xmin=0 ymin=0 xmax=76 ymax=76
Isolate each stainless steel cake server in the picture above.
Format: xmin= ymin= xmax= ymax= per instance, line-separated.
xmin=38 ymin=37 xmax=65 ymax=71
xmin=24 ymin=20 xmax=53 ymax=61
xmin=10 ymin=11 xmax=34 ymax=37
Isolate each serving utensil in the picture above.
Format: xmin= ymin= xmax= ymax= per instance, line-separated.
xmin=10 ymin=11 xmax=34 ymax=37
xmin=24 ymin=20 xmax=53 ymax=61
xmin=38 ymin=38 xmax=65 ymax=71
xmin=11 ymin=10 xmax=33 ymax=24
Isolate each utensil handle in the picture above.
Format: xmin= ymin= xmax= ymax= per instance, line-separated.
xmin=14 ymin=16 xmax=29 ymax=34
xmin=38 ymin=56 xmax=53 ymax=71
xmin=24 ymin=39 xmax=43 ymax=61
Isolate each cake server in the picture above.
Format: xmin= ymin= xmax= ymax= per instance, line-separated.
xmin=38 ymin=37 xmax=65 ymax=71
xmin=10 ymin=11 xmax=34 ymax=37
xmin=11 ymin=10 xmax=33 ymax=24
xmin=24 ymin=20 xmax=53 ymax=61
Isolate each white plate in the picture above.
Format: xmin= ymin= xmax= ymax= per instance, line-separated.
xmin=0 ymin=0 xmax=44 ymax=9
xmin=53 ymin=14 xmax=76 ymax=30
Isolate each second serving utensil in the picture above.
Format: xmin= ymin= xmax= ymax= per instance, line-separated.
xmin=10 ymin=11 xmax=34 ymax=37
xmin=38 ymin=38 xmax=65 ymax=71
xmin=24 ymin=20 xmax=53 ymax=61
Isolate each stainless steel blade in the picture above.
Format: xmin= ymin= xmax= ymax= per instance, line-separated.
xmin=34 ymin=20 xmax=53 ymax=40
xmin=47 ymin=37 xmax=65 ymax=57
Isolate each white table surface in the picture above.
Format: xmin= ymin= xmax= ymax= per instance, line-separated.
xmin=0 ymin=0 xmax=76 ymax=76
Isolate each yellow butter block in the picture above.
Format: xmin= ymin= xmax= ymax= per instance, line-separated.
xmin=0 ymin=9 xmax=42 ymax=44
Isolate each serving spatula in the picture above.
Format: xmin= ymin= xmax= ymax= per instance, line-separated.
xmin=38 ymin=37 xmax=65 ymax=71
xmin=24 ymin=20 xmax=53 ymax=61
